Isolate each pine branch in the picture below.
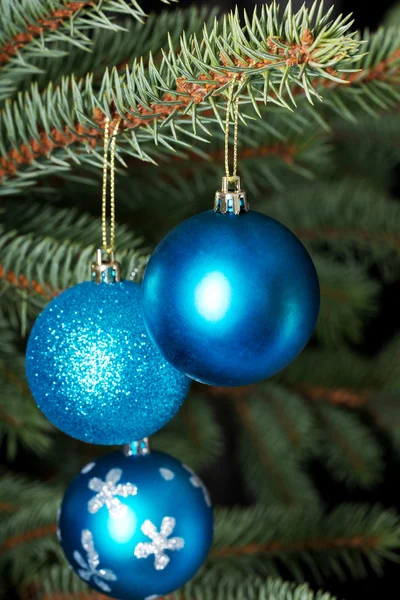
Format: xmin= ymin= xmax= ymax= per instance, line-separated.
xmin=0 ymin=1 xmax=94 ymax=67
xmin=5 ymin=7 xmax=219 ymax=103
xmin=40 ymin=593 xmax=106 ymax=600
xmin=0 ymin=374 xmax=53 ymax=460
xmin=314 ymin=256 xmax=379 ymax=347
xmin=0 ymin=200 xmax=147 ymax=303
xmin=170 ymin=576 xmax=338 ymax=600
xmin=0 ymin=0 xmax=146 ymax=69
xmin=313 ymin=404 xmax=384 ymax=488
xmin=153 ymin=393 xmax=223 ymax=470
xmin=266 ymin=179 xmax=400 ymax=280
xmin=279 ymin=348 xmax=387 ymax=392
xmin=37 ymin=572 xmax=339 ymax=600
xmin=297 ymin=386 xmax=369 ymax=409
xmin=0 ymin=0 xmax=154 ymax=103
xmin=208 ymin=382 xmax=372 ymax=410
xmin=320 ymin=27 xmax=400 ymax=120
xmin=0 ymin=2 xmax=363 ymax=193
xmin=122 ymin=107 xmax=330 ymax=213
xmin=210 ymin=504 xmax=400 ymax=582
xmin=2 ymin=523 xmax=57 ymax=552
xmin=230 ymin=382 xmax=383 ymax=492
xmin=0 ymin=311 xmax=53 ymax=458
xmin=1 ymin=9 xmax=400 ymax=196
xmin=0 ymin=264 xmax=51 ymax=298
xmin=235 ymin=392 xmax=319 ymax=505
xmin=207 ymin=340 xmax=398 ymax=416
xmin=2 ymin=476 xmax=399 ymax=588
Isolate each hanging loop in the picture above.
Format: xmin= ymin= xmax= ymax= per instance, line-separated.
xmin=92 ymin=115 xmax=122 ymax=283
xmin=215 ymin=75 xmax=249 ymax=215
xmin=91 ymin=248 xmax=121 ymax=284
xmin=102 ymin=116 xmax=121 ymax=255
xmin=224 ymin=76 xmax=240 ymax=185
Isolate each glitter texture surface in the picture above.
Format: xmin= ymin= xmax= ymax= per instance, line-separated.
xmin=74 ymin=529 xmax=117 ymax=593
xmin=87 ymin=468 xmax=138 ymax=518
xmin=26 ymin=281 xmax=190 ymax=445
xmin=134 ymin=517 xmax=185 ymax=570
xmin=59 ymin=450 xmax=213 ymax=600
xmin=142 ymin=210 xmax=320 ymax=386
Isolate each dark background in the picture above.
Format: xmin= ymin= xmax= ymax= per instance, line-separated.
xmin=148 ymin=0 xmax=395 ymax=31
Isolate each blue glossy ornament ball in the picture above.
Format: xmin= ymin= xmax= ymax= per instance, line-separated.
xmin=142 ymin=210 xmax=320 ymax=386
xmin=26 ymin=281 xmax=190 ymax=444
xmin=58 ymin=449 xmax=213 ymax=600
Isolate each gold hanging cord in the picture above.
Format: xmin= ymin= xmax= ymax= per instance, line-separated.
xmin=102 ymin=116 xmax=121 ymax=255
xmin=214 ymin=75 xmax=248 ymax=214
xmin=224 ymin=75 xmax=240 ymax=184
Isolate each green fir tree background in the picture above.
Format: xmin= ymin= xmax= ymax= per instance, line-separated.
xmin=1 ymin=0 xmax=400 ymax=598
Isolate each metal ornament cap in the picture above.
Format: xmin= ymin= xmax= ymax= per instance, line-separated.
xmin=214 ymin=176 xmax=249 ymax=215
xmin=124 ymin=439 xmax=151 ymax=457
xmin=91 ymin=249 xmax=121 ymax=283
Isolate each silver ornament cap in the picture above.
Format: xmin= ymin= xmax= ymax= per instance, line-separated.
xmin=91 ymin=248 xmax=121 ymax=283
xmin=214 ymin=176 xmax=249 ymax=215
xmin=123 ymin=438 xmax=151 ymax=457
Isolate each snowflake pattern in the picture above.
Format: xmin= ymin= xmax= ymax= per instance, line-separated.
xmin=134 ymin=517 xmax=184 ymax=570
xmin=73 ymin=529 xmax=117 ymax=593
xmin=183 ymin=464 xmax=211 ymax=507
xmin=159 ymin=468 xmax=175 ymax=481
xmin=88 ymin=468 xmax=137 ymax=519
xmin=81 ymin=462 xmax=96 ymax=474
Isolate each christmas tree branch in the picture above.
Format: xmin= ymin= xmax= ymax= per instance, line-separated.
xmin=313 ymin=404 xmax=383 ymax=488
xmin=3 ymin=496 xmax=400 ymax=586
xmin=299 ymin=227 xmax=400 ymax=248
xmin=0 ymin=265 xmax=52 ymax=298
xmin=235 ymin=395 xmax=319 ymax=504
xmin=0 ymin=0 xmax=154 ymax=103
xmin=5 ymin=7 xmax=219 ymax=104
xmin=171 ymin=141 xmax=298 ymax=168
xmin=0 ymin=0 xmax=147 ymax=67
xmin=298 ymin=386 xmax=369 ymax=408
xmin=210 ymin=382 xmax=385 ymax=489
xmin=167 ymin=577 xmax=339 ymax=600
xmin=0 ymin=201 xmax=147 ymax=301
xmin=279 ymin=349 xmax=399 ymax=413
xmin=0 ymin=1 xmax=94 ymax=67
xmin=315 ymin=256 xmax=379 ymax=347
xmin=208 ymin=383 xmax=370 ymax=408
xmin=0 ymin=376 xmax=54 ymax=459
xmin=266 ymin=180 xmax=400 ymax=280
xmin=212 ymin=532 xmax=379 ymax=557
xmin=1 ymin=8 xmax=400 ymax=196
xmin=0 ymin=502 xmax=16 ymax=514
xmin=36 ymin=573 xmax=340 ymax=600
xmin=235 ymin=398 xmax=297 ymax=505
xmin=0 ymin=1 xmax=365 ymax=193
xmin=1 ymin=523 xmax=57 ymax=552
xmin=41 ymin=595 xmax=106 ymax=600
xmin=211 ymin=504 xmax=400 ymax=581
xmin=153 ymin=394 xmax=223 ymax=470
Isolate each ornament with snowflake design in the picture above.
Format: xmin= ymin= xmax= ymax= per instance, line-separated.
xmin=58 ymin=449 xmax=213 ymax=600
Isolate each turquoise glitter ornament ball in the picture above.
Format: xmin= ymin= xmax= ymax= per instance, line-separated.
xmin=26 ymin=281 xmax=190 ymax=445
xmin=142 ymin=209 xmax=320 ymax=386
xmin=58 ymin=448 xmax=213 ymax=600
